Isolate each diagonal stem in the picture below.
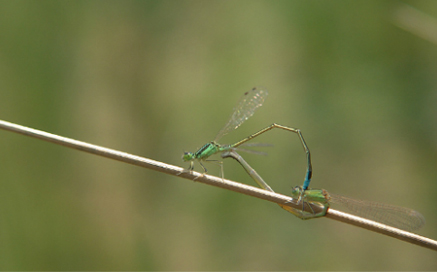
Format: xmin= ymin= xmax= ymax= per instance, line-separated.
xmin=0 ymin=119 xmax=436 ymax=251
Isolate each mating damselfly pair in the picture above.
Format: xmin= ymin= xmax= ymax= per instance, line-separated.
xmin=182 ymin=87 xmax=425 ymax=232
xmin=182 ymin=87 xmax=312 ymax=190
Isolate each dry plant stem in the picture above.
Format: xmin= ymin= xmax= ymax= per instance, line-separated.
xmin=0 ymin=119 xmax=436 ymax=251
xmin=326 ymin=210 xmax=437 ymax=250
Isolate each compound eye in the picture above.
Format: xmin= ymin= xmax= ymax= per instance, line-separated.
xmin=182 ymin=152 xmax=194 ymax=161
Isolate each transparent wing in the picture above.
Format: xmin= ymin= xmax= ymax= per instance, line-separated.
xmin=330 ymin=193 xmax=426 ymax=232
xmin=214 ymin=87 xmax=268 ymax=142
xmin=234 ymin=142 xmax=273 ymax=156
xmin=233 ymin=148 xmax=268 ymax=156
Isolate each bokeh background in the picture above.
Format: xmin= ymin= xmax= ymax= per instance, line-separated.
xmin=0 ymin=0 xmax=437 ymax=270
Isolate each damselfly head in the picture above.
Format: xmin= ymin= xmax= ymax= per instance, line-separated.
xmin=182 ymin=152 xmax=195 ymax=161
xmin=291 ymin=186 xmax=303 ymax=198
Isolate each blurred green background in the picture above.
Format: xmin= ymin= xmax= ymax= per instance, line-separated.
xmin=1 ymin=0 xmax=437 ymax=270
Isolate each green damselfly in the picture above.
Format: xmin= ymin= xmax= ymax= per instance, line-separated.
xmin=183 ymin=87 xmax=312 ymax=190
xmin=291 ymin=186 xmax=426 ymax=231
xmin=222 ymin=149 xmax=425 ymax=231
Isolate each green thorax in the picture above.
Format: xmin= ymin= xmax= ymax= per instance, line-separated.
xmin=194 ymin=142 xmax=221 ymax=159
xmin=291 ymin=186 xmax=331 ymax=205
